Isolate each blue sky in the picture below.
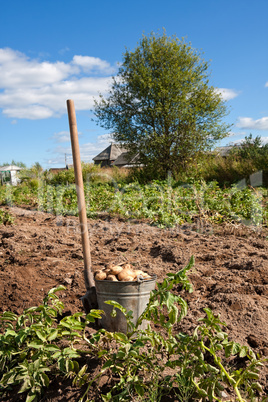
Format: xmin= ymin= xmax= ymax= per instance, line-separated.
xmin=0 ymin=0 xmax=267 ymax=168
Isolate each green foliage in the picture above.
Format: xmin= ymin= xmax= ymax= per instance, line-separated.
xmin=47 ymin=168 xmax=75 ymax=185
xmin=94 ymin=30 xmax=230 ymax=178
xmin=0 ymin=208 xmax=14 ymax=225
xmin=182 ymin=135 xmax=268 ymax=187
xmin=18 ymin=164 xmax=43 ymax=185
xmin=230 ymin=134 xmax=268 ymax=163
xmin=0 ymin=286 xmax=103 ymax=401
xmin=1 ymin=160 xmax=26 ymax=168
xmin=1 ymin=179 xmax=267 ymax=228
xmin=74 ymin=257 xmax=267 ymax=402
xmin=0 ymin=261 xmax=267 ymax=401
xmin=45 ymin=164 xmax=130 ymax=186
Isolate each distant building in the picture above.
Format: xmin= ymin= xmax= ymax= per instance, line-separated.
xmin=214 ymin=144 xmax=241 ymax=157
xmin=93 ymin=143 xmax=142 ymax=168
xmin=49 ymin=168 xmax=67 ymax=174
xmin=48 ymin=164 xmax=74 ymax=174
xmin=112 ymin=152 xmax=141 ymax=168
xmin=93 ymin=144 xmax=127 ymax=167
xmin=0 ymin=165 xmax=22 ymax=185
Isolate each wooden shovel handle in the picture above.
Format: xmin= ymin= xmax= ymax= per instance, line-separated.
xmin=67 ymin=99 xmax=95 ymax=290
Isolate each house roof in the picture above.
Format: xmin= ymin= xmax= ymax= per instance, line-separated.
xmin=0 ymin=165 xmax=22 ymax=171
xmin=93 ymin=144 xmax=127 ymax=161
xmin=112 ymin=152 xmax=131 ymax=166
xmin=112 ymin=152 xmax=140 ymax=167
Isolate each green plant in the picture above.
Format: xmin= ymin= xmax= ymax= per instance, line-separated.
xmin=0 ymin=286 xmax=103 ymax=401
xmin=0 ymin=261 xmax=267 ymax=401
xmin=194 ymin=309 xmax=266 ymax=401
xmin=0 ymin=208 xmax=14 ymax=225
xmin=73 ymin=257 xmax=267 ymax=402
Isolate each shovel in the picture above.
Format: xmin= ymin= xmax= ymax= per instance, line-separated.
xmin=66 ymin=99 xmax=98 ymax=313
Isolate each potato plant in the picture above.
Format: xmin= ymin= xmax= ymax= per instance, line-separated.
xmin=0 ymin=258 xmax=267 ymax=401
xmin=0 ymin=208 xmax=14 ymax=225
xmin=0 ymin=180 xmax=267 ymax=229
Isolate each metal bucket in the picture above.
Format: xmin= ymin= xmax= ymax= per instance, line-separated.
xmin=95 ymin=276 xmax=156 ymax=333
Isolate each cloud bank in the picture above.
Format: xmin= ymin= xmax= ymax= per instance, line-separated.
xmin=236 ymin=117 xmax=268 ymax=130
xmin=0 ymin=48 xmax=116 ymax=119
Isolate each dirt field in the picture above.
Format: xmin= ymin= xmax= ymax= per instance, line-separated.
xmin=0 ymin=206 xmax=267 ymax=400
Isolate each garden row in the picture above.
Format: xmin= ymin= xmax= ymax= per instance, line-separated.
xmin=0 ymin=180 xmax=267 ymax=229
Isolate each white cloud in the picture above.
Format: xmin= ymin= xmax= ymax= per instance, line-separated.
xmin=4 ymin=105 xmax=54 ymax=119
xmin=51 ymin=130 xmax=83 ymax=143
xmin=0 ymin=48 xmax=116 ymax=119
xmin=0 ymin=48 xmax=74 ymax=89
xmin=265 ymin=82 xmax=268 ymax=87
xmin=47 ymin=133 xmax=113 ymax=166
xmin=236 ymin=117 xmax=268 ymax=130
xmin=72 ymin=55 xmax=115 ymax=74
xmin=215 ymin=88 xmax=240 ymax=101
xmin=97 ymin=133 xmax=114 ymax=144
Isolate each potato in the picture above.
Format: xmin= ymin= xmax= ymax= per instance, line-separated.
xmin=106 ymin=262 xmax=115 ymax=270
xmin=94 ymin=270 xmax=107 ymax=281
xmin=109 ymin=265 xmax=123 ymax=275
xmin=106 ymin=274 xmax=118 ymax=281
xmin=132 ymin=269 xmax=145 ymax=279
xmin=141 ymin=273 xmax=152 ymax=280
xmin=120 ymin=275 xmax=134 ymax=282
xmin=118 ymin=268 xmax=135 ymax=281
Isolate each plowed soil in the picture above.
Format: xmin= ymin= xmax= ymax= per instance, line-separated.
xmin=0 ymin=206 xmax=268 ymax=401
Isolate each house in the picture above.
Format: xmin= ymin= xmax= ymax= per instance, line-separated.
xmin=0 ymin=165 xmax=22 ymax=185
xmin=112 ymin=152 xmax=141 ymax=168
xmin=93 ymin=144 xmax=127 ymax=167
xmin=93 ymin=143 xmax=142 ymax=168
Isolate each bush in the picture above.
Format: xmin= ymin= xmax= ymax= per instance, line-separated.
xmin=185 ymin=135 xmax=268 ymax=187
xmin=46 ymin=164 xmax=131 ymax=186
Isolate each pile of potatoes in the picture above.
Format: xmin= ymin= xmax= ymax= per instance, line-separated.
xmin=94 ymin=263 xmax=152 ymax=282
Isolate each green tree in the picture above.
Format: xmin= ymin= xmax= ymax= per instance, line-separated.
xmin=230 ymin=134 xmax=267 ymax=160
xmin=1 ymin=160 xmax=26 ymax=168
xmin=94 ymin=31 xmax=231 ymax=178
xmin=32 ymin=162 xmax=43 ymax=175
xmin=230 ymin=134 xmax=268 ymax=183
